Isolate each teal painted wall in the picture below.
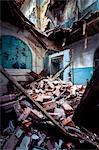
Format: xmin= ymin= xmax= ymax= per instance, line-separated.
xmin=63 ymin=50 xmax=93 ymax=85
xmin=72 ymin=67 xmax=93 ymax=85
xmin=70 ymin=33 xmax=99 ymax=85
xmin=0 ymin=35 xmax=32 ymax=69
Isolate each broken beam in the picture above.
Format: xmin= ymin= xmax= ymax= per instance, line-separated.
xmin=53 ymin=63 xmax=71 ymax=79
xmin=1 ymin=66 xmax=99 ymax=149
xmin=0 ymin=66 xmax=74 ymax=139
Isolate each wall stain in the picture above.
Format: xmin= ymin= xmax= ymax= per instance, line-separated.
xmin=0 ymin=35 xmax=32 ymax=69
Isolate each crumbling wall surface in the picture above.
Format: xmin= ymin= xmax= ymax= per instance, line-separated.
xmin=15 ymin=0 xmax=98 ymax=31
xmin=63 ymin=0 xmax=96 ymax=20
xmin=0 ymin=21 xmax=45 ymax=95
xmin=46 ymin=0 xmax=98 ymax=29
xmin=1 ymin=35 xmax=32 ymax=69
xmin=19 ymin=0 xmax=50 ymax=31
xmin=70 ymin=33 xmax=99 ymax=85
xmin=20 ymin=0 xmax=37 ymax=27
xmin=0 ymin=21 xmax=45 ymax=73
xmin=73 ymin=66 xmax=99 ymax=132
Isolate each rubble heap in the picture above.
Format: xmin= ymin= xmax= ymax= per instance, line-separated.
xmin=27 ymin=76 xmax=85 ymax=118
xmin=0 ymin=67 xmax=99 ymax=150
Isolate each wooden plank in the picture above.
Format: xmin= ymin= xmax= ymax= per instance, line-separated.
xmin=6 ymin=69 xmax=31 ymax=76
xmin=0 ymin=66 xmax=73 ymax=139
xmin=11 ymin=76 xmax=32 ymax=81
xmin=1 ymin=67 xmax=99 ymax=149
xmin=53 ymin=63 xmax=71 ymax=79
xmin=49 ymin=51 xmax=64 ymax=59
xmin=5 ymin=69 xmax=33 ymax=81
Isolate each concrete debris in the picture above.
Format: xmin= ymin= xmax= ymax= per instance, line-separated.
xmin=28 ymin=76 xmax=85 ymax=112
xmin=1 ymin=70 xmax=99 ymax=150
xmin=30 ymin=109 xmax=44 ymax=119
xmin=15 ymin=128 xmax=24 ymax=139
xmin=31 ymin=134 xmax=39 ymax=140
xmin=16 ymin=136 xmax=30 ymax=150
xmin=55 ymin=139 xmax=63 ymax=150
xmin=54 ymin=107 xmax=66 ymax=119
xmin=37 ymin=133 xmax=46 ymax=147
xmin=18 ymin=107 xmax=31 ymax=122
xmin=47 ymin=140 xmax=55 ymax=150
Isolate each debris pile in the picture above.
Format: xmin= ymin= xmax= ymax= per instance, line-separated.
xmin=27 ymin=76 xmax=85 ymax=120
xmin=0 ymin=67 xmax=99 ymax=150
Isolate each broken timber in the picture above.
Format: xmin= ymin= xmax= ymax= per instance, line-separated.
xmin=0 ymin=66 xmax=99 ymax=149
xmin=53 ymin=63 xmax=71 ymax=79
xmin=0 ymin=66 xmax=74 ymax=139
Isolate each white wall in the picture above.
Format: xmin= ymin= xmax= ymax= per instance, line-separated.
xmin=70 ymin=33 xmax=99 ymax=68
xmin=69 ymin=33 xmax=99 ymax=85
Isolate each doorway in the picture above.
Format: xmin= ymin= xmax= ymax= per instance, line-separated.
xmin=49 ymin=50 xmax=71 ymax=81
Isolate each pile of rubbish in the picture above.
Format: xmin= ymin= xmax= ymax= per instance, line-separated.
xmin=0 ymin=67 xmax=99 ymax=150
xmin=28 ymin=76 xmax=85 ymax=108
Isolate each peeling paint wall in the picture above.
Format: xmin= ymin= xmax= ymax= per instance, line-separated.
xmin=62 ymin=0 xmax=98 ymax=28
xmin=46 ymin=0 xmax=98 ymax=29
xmin=20 ymin=0 xmax=37 ymax=25
xmin=20 ymin=0 xmax=50 ymax=31
xmin=0 ymin=35 xmax=32 ymax=69
xmin=0 ymin=21 xmax=46 ymax=95
xmin=70 ymin=33 xmax=99 ymax=85
xmin=19 ymin=0 xmax=99 ymax=31
xmin=0 ymin=21 xmax=45 ymax=73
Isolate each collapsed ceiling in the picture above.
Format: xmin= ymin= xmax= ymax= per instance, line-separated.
xmin=1 ymin=0 xmax=99 ymax=51
xmin=15 ymin=0 xmax=74 ymax=32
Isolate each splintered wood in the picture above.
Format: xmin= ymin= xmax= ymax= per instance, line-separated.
xmin=1 ymin=67 xmax=99 ymax=150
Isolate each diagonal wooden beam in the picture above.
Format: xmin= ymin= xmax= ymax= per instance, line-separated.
xmin=1 ymin=66 xmax=99 ymax=149
xmin=0 ymin=66 xmax=74 ymax=139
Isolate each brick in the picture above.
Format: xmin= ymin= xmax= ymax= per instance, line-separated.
xmin=43 ymin=100 xmax=56 ymax=110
